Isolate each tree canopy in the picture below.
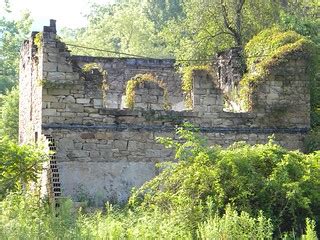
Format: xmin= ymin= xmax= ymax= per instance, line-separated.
xmin=0 ymin=11 xmax=32 ymax=93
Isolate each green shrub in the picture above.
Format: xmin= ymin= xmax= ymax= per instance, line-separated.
xmin=197 ymin=205 xmax=273 ymax=240
xmin=0 ymin=192 xmax=273 ymax=240
xmin=302 ymin=218 xmax=318 ymax=240
xmin=305 ymin=128 xmax=320 ymax=153
xmin=0 ymin=138 xmax=48 ymax=199
xmin=0 ymin=87 xmax=19 ymax=142
xmin=130 ymin=125 xmax=320 ymax=237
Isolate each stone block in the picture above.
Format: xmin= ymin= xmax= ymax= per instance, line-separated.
xmin=76 ymin=113 xmax=89 ymax=117
xmin=58 ymin=63 xmax=73 ymax=72
xmin=113 ymin=140 xmax=128 ymax=150
xmin=93 ymin=99 xmax=103 ymax=108
xmin=47 ymin=72 xmax=65 ymax=81
xmin=47 ymin=53 xmax=59 ymax=62
xmin=42 ymin=108 xmax=57 ymax=116
xmin=42 ymin=95 xmax=59 ymax=102
xmin=89 ymin=151 xmax=100 ymax=158
xmin=50 ymin=102 xmax=66 ymax=109
xmin=61 ymin=112 xmax=76 ymax=117
xmin=146 ymin=149 xmax=163 ymax=158
xmin=76 ymin=98 xmax=91 ymax=104
xmin=65 ymin=72 xmax=79 ymax=80
xmin=67 ymin=150 xmax=89 ymax=159
xmin=83 ymin=143 xmax=97 ymax=150
xmin=95 ymin=132 xmax=113 ymax=140
xmin=48 ymin=116 xmax=65 ymax=123
xmin=84 ymin=107 xmax=99 ymax=113
xmin=80 ymin=133 xmax=96 ymax=139
xmin=43 ymin=62 xmax=58 ymax=72
xmin=62 ymin=95 xmax=75 ymax=103
xmin=66 ymin=103 xmax=84 ymax=113
xmin=48 ymin=89 xmax=70 ymax=96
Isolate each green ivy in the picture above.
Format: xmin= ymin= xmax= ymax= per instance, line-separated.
xmin=125 ymin=73 xmax=170 ymax=110
xmin=181 ymin=65 xmax=212 ymax=109
xmin=240 ymin=27 xmax=317 ymax=110
xmin=81 ymin=63 xmax=103 ymax=73
xmin=33 ymin=32 xmax=43 ymax=50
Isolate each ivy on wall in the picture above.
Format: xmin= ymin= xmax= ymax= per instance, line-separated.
xmin=240 ymin=27 xmax=316 ymax=110
xmin=125 ymin=73 xmax=170 ymax=110
xmin=181 ymin=65 xmax=212 ymax=109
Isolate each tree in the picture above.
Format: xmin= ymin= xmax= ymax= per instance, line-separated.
xmin=0 ymin=87 xmax=19 ymax=141
xmin=161 ymin=0 xmax=282 ymax=61
xmin=0 ymin=9 xmax=32 ymax=93
xmin=143 ymin=0 xmax=185 ymax=31
xmin=61 ymin=0 xmax=171 ymax=58
xmin=0 ymin=137 xmax=47 ymax=199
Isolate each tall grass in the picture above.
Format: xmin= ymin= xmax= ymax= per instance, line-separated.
xmin=0 ymin=192 xmax=317 ymax=239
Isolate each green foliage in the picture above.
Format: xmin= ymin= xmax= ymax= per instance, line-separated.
xmin=0 ymin=87 xmax=19 ymax=141
xmin=125 ymin=73 xmax=170 ymax=109
xmin=81 ymin=63 xmax=103 ymax=73
xmin=240 ymin=27 xmax=316 ymax=110
xmin=181 ymin=65 xmax=211 ymax=109
xmin=0 ymin=11 xmax=32 ymax=93
xmin=304 ymin=128 xmax=320 ymax=153
xmin=280 ymin=11 xmax=320 ymax=46
xmin=0 ymin=138 xmax=48 ymax=199
xmin=61 ymin=0 xmax=172 ymax=58
xmin=0 ymin=188 xmax=317 ymax=239
xmin=33 ymin=32 xmax=43 ymax=50
xmin=162 ymin=0 xmax=282 ymax=61
xmin=302 ymin=218 xmax=318 ymax=240
xmin=197 ymin=205 xmax=273 ymax=239
xmin=0 ymin=192 xmax=275 ymax=239
xmin=130 ymin=125 xmax=320 ymax=236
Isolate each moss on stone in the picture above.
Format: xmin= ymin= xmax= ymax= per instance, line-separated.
xmin=181 ymin=65 xmax=212 ymax=109
xmin=34 ymin=32 xmax=43 ymax=52
xmin=81 ymin=63 xmax=103 ymax=73
xmin=125 ymin=73 xmax=170 ymax=110
xmin=240 ymin=27 xmax=316 ymax=110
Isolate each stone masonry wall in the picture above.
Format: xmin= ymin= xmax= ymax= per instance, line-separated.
xmin=19 ymin=20 xmax=311 ymax=204
xmin=19 ymin=32 xmax=43 ymax=144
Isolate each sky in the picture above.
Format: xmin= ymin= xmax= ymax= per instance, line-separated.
xmin=0 ymin=0 xmax=114 ymax=31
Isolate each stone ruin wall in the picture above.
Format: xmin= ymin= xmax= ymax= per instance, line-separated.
xmin=19 ymin=21 xmax=310 ymax=204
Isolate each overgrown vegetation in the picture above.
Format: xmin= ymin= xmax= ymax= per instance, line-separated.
xmin=125 ymin=73 xmax=170 ymax=110
xmin=0 ymin=138 xmax=47 ymax=200
xmin=1 ymin=1 xmax=319 ymax=239
xmin=239 ymin=27 xmax=316 ymax=110
xmin=0 ymin=125 xmax=319 ymax=239
xmin=130 ymin=125 xmax=320 ymax=237
xmin=0 ymin=9 xmax=32 ymax=93
xmin=181 ymin=65 xmax=212 ymax=109
xmin=0 ymin=192 xmax=276 ymax=239
xmin=0 ymin=87 xmax=19 ymax=141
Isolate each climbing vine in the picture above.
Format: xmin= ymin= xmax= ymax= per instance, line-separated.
xmin=81 ymin=63 xmax=103 ymax=73
xmin=181 ymin=65 xmax=212 ymax=109
xmin=240 ymin=27 xmax=316 ymax=110
xmin=125 ymin=73 xmax=170 ymax=110
xmin=33 ymin=32 xmax=43 ymax=50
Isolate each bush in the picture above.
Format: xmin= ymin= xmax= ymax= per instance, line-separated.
xmin=197 ymin=205 xmax=273 ymax=240
xmin=0 ymin=87 xmax=19 ymax=142
xmin=0 ymin=192 xmax=273 ymax=239
xmin=130 ymin=125 xmax=320 ymax=237
xmin=0 ymin=138 xmax=47 ymax=199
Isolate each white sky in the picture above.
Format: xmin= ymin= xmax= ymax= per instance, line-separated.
xmin=0 ymin=0 xmax=114 ymax=31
